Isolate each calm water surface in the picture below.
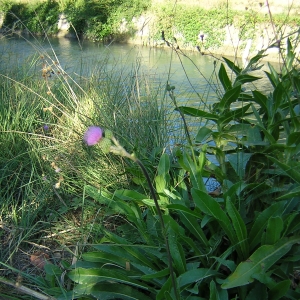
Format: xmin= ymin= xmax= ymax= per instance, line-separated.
xmin=0 ymin=34 xmax=275 ymax=106
xmin=0 ymin=34 xmax=278 ymax=138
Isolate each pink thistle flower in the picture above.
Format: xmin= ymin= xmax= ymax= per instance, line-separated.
xmin=84 ymin=126 xmax=103 ymax=146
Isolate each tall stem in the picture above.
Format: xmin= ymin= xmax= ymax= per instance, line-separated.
xmin=110 ymin=138 xmax=180 ymax=299
xmin=134 ymin=158 xmax=180 ymax=299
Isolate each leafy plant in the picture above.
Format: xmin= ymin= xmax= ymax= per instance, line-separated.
xmin=65 ymin=42 xmax=300 ymax=299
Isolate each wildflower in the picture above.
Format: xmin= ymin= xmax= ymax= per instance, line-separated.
xmin=84 ymin=126 xmax=103 ymax=146
xmin=43 ymin=125 xmax=49 ymax=131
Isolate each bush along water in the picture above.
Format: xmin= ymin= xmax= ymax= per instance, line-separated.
xmin=61 ymin=41 xmax=300 ymax=299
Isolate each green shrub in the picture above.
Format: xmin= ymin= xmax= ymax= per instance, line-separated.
xmin=64 ymin=41 xmax=300 ymax=299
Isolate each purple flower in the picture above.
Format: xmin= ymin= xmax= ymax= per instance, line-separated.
xmin=43 ymin=125 xmax=49 ymax=131
xmin=84 ymin=126 xmax=103 ymax=146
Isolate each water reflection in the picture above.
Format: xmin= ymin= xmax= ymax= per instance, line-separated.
xmin=1 ymin=34 xmax=279 ymax=141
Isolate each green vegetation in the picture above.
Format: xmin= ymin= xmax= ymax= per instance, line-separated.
xmin=1 ymin=0 xmax=300 ymax=48
xmin=1 ymin=1 xmax=300 ymax=299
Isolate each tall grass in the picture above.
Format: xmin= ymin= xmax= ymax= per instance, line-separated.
xmin=0 ymin=34 xmax=172 ymax=299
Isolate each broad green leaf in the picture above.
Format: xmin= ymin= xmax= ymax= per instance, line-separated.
xmin=287 ymin=132 xmax=300 ymax=146
xmin=269 ymin=280 xmax=291 ymax=300
xmin=94 ymin=237 xmax=157 ymax=269
xmin=82 ymin=251 xmax=127 ymax=265
xmin=195 ymin=126 xmax=213 ymax=143
xmin=221 ymin=237 xmax=299 ymax=289
xmin=182 ymin=151 xmax=206 ymax=191
xmin=267 ymin=62 xmax=280 ymax=86
xmin=114 ymin=189 xmax=147 ymax=202
xmin=178 ymin=210 xmax=209 ymax=247
xmin=68 ymin=268 xmax=151 ymax=291
xmin=212 ymin=257 xmax=236 ymax=272
xmin=227 ymin=152 xmax=252 ymax=179
xmin=218 ymin=63 xmax=232 ymax=91
xmin=276 ymin=186 xmax=300 ymax=200
xmin=218 ymin=103 xmax=251 ymax=128
xmin=252 ymin=90 xmax=268 ymax=114
xmin=234 ymin=74 xmax=261 ymax=86
xmin=209 ymin=280 xmax=219 ymax=300
xmin=222 ymin=57 xmax=242 ymax=75
xmin=284 ymin=213 xmax=300 ymax=235
xmin=245 ymin=282 xmax=268 ymax=300
xmin=192 ymin=189 xmax=236 ymax=247
xmin=168 ymin=231 xmax=186 ymax=274
xmin=226 ymin=198 xmax=249 ymax=259
xmin=85 ymin=186 xmax=123 ymax=214
xmin=264 ymin=217 xmax=283 ymax=245
xmin=175 ymin=106 xmax=218 ymax=122
xmin=156 ymin=276 xmax=172 ymax=300
xmin=177 ymin=268 xmax=218 ymax=289
xmin=218 ymin=85 xmax=241 ymax=112
xmin=248 ymin=201 xmax=286 ymax=251
xmin=267 ymin=156 xmax=300 ymax=184
xmin=74 ymin=282 xmax=153 ymax=300
xmin=273 ymin=82 xmax=285 ymax=112
xmin=157 ymin=153 xmax=170 ymax=175
xmin=141 ymin=268 xmax=170 ymax=280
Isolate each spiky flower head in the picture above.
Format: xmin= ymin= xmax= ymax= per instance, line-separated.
xmin=104 ymin=129 xmax=113 ymax=139
xmin=83 ymin=126 xmax=103 ymax=146
xmin=99 ymin=137 xmax=112 ymax=154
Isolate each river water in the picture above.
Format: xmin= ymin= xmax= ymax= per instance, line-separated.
xmin=0 ymin=34 xmax=278 ymax=136
xmin=0 ymin=34 xmax=278 ymax=103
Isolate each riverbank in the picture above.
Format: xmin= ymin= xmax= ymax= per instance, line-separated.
xmin=1 ymin=0 xmax=300 ymax=62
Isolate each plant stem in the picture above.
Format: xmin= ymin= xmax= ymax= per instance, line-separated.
xmin=134 ymin=158 xmax=180 ymax=300
xmin=110 ymin=137 xmax=180 ymax=299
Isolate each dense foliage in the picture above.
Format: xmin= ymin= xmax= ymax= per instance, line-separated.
xmin=1 ymin=0 xmax=300 ymax=47
xmin=61 ymin=41 xmax=300 ymax=299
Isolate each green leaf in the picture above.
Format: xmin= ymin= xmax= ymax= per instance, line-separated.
xmin=227 ymin=152 xmax=252 ymax=179
xmin=165 ymin=225 xmax=186 ymax=274
xmin=182 ymin=151 xmax=206 ymax=191
xmin=74 ymin=282 xmax=153 ymax=300
xmin=93 ymin=241 xmax=157 ymax=270
xmin=273 ymin=82 xmax=285 ymax=112
xmin=175 ymin=106 xmax=218 ymax=122
xmin=209 ymin=280 xmax=219 ymax=300
xmin=264 ymin=217 xmax=283 ymax=245
xmin=156 ymin=276 xmax=172 ymax=300
xmin=222 ymin=237 xmax=299 ymax=289
xmin=269 ymin=280 xmax=291 ymax=300
xmin=177 ymin=268 xmax=218 ymax=289
xmin=267 ymin=156 xmax=300 ymax=184
xmin=248 ymin=201 xmax=286 ymax=251
xmin=252 ymin=90 xmax=268 ymax=114
xmin=82 ymin=251 xmax=127 ymax=266
xmin=141 ymin=268 xmax=170 ymax=280
xmin=192 ymin=189 xmax=236 ymax=248
xmin=195 ymin=126 xmax=213 ymax=143
xmin=265 ymin=66 xmax=279 ymax=88
xmin=157 ymin=153 xmax=170 ymax=175
xmin=226 ymin=198 xmax=249 ymax=259
xmin=68 ymin=268 xmax=152 ymax=291
xmin=234 ymin=74 xmax=261 ymax=86
xmin=287 ymin=132 xmax=300 ymax=146
xmin=114 ymin=189 xmax=147 ymax=202
xmin=218 ymin=63 xmax=232 ymax=91
xmin=218 ymin=103 xmax=251 ymax=128
xmin=218 ymin=85 xmax=241 ymax=112
xmin=222 ymin=57 xmax=242 ymax=75
xmin=245 ymin=282 xmax=268 ymax=300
